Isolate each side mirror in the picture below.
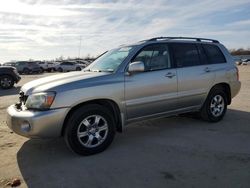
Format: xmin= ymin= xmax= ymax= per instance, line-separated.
xmin=128 ymin=61 xmax=145 ymax=73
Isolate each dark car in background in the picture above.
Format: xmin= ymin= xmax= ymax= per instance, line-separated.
xmin=0 ymin=66 xmax=21 ymax=89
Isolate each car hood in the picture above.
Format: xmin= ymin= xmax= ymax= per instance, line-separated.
xmin=21 ymin=71 xmax=111 ymax=95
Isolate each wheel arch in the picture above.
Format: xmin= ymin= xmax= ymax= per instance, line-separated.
xmin=208 ymin=82 xmax=231 ymax=105
xmin=61 ymin=99 xmax=123 ymax=136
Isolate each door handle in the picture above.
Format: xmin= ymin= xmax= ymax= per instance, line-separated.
xmin=204 ymin=67 xmax=211 ymax=72
xmin=165 ymin=72 xmax=176 ymax=78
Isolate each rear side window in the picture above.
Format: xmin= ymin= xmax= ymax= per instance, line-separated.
xmin=18 ymin=62 xmax=26 ymax=66
xmin=171 ymin=43 xmax=200 ymax=67
xmin=61 ymin=62 xmax=68 ymax=65
xmin=202 ymin=44 xmax=226 ymax=64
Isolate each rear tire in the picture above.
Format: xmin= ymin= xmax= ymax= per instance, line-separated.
xmin=64 ymin=104 xmax=116 ymax=155
xmin=58 ymin=67 xmax=63 ymax=72
xmin=23 ymin=68 xmax=30 ymax=74
xmin=76 ymin=67 xmax=81 ymax=71
xmin=200 ymin=87 xmax=227 ymax=122
xmin=0 ymin=75 xmax=14 ymax=89
xmin=40 ymin=67 xmax=44 ymax=73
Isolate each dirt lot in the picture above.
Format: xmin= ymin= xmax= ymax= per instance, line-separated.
xmin=0 ymin=67 xmax=250 ymax=188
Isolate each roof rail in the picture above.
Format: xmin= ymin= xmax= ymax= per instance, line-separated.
xmin=144 ymin=37 xmax=219 ymax=43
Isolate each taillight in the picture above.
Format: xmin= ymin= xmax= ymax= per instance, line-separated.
xmin=236 ymin=67 xmax=239 ymax=81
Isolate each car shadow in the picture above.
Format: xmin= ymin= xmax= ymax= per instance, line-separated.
xmin=16 ymin=109 xmax=250 ymax=188
xmin=0 ymin=86 xmax=21 ymax=97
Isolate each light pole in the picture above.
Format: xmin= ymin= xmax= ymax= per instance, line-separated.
xmin=78 ymin=36 xmax=82 ymax=59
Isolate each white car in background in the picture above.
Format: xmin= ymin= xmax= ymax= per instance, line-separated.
xmin=37 ymin=61 xmax=48 ymax=72
xmin=47 ymin=62 xmax=57 ymax=72
xmin=75 ymin=60 xmax=91 ymax=67
xmin=54 ymin=61 xmax=84 ymax=72
xmin=242 ymin=59 xmax=250 ymax=65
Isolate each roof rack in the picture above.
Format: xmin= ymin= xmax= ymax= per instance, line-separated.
xmin=143 ymin=37 xmax=219 ymax=43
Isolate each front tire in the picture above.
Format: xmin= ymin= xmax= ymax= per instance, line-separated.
xmin=200 ymin=87 xmax=227 ymax=122
xmin=64 ymin=104 xmax=116 ymax=155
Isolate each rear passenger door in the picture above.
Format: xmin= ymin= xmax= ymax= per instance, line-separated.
xmin=68 ymin=62 xmax=75 ymax=71
xmin=125 ymin=43 xmax=178 ymax=119
xmin=170 ymin=43 xmax=215 ymax=109
xmin=61 ymin=62 xmax=71 ymax=71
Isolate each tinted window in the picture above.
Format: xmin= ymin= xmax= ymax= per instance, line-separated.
xmin=133 ymin=44 xmax=171 ymax=71
xmin=171 ymin=43 xmax=200 ymax=67
xmin=197 ymin=44 xmax=209 ymax=65
xmin=18 ymin=62 xmax=26 ymax=66
xmin=202 ymin=44 xmax=226 ymax=64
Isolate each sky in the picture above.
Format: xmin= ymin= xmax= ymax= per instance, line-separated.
xmin=0 ymin=0 xmax=250 ymax=62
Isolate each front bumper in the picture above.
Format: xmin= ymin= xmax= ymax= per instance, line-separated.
xmin=6 ymin=105 xmax=69 ymax=138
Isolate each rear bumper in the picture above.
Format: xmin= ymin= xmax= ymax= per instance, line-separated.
xmin=6 ymin=105 xmax=69 ymax=138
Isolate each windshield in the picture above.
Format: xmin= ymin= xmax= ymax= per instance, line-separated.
xmin=86 ymin=46 xmax=134 ymax=72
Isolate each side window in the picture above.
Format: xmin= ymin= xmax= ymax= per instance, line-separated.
xmin=133 ymin=44 xmax=171 ymax=71
xmin=202 ymin=44 xmax=226 ymax=64
xmin=197 ymin=44 xmax=209 ymax=65
xmin=171 ymin=43 xmax=200 ymax=67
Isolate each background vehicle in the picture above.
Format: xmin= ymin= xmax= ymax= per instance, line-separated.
xmin=6 ymin=37 xmax=241 ymax=155
xmin=47 ymin=62 xmax=56 ymax=72
xmin=242 ymin=59 xmax=250 ymax=65
xmin=15 ymin=61 xmax=41 ymax=74
xmin=37 ymin=61 xmax=48 ymax=72
xmin=235 ymin=59 xmax=243 ymax=65
xmin=54 ymin=61 xmax=83 ymax=72
xmin=0 ymin=66 xmax=21 ymax=89
xmin=3 ymin=62 xmax=17 ymax=67
xmin=74 ymin=59 xmax=91 ymax=68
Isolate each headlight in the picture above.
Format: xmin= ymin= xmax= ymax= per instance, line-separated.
xmin=25 ymin=92 xmax=56 ymax=110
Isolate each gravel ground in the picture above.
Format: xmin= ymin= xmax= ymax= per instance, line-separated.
xmin=0 ymin=67 xmax=250 ymax=188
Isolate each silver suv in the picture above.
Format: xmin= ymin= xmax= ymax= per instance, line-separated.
xmin=6 ymin=37 xmax=241 ymax=155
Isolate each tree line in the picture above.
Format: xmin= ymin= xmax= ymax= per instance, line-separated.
xmin=230 ymin=48 xmax=250 ymax=56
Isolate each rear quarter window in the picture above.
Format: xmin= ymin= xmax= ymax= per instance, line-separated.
xmin=202 ymin=44 xmax=226 ymax=64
